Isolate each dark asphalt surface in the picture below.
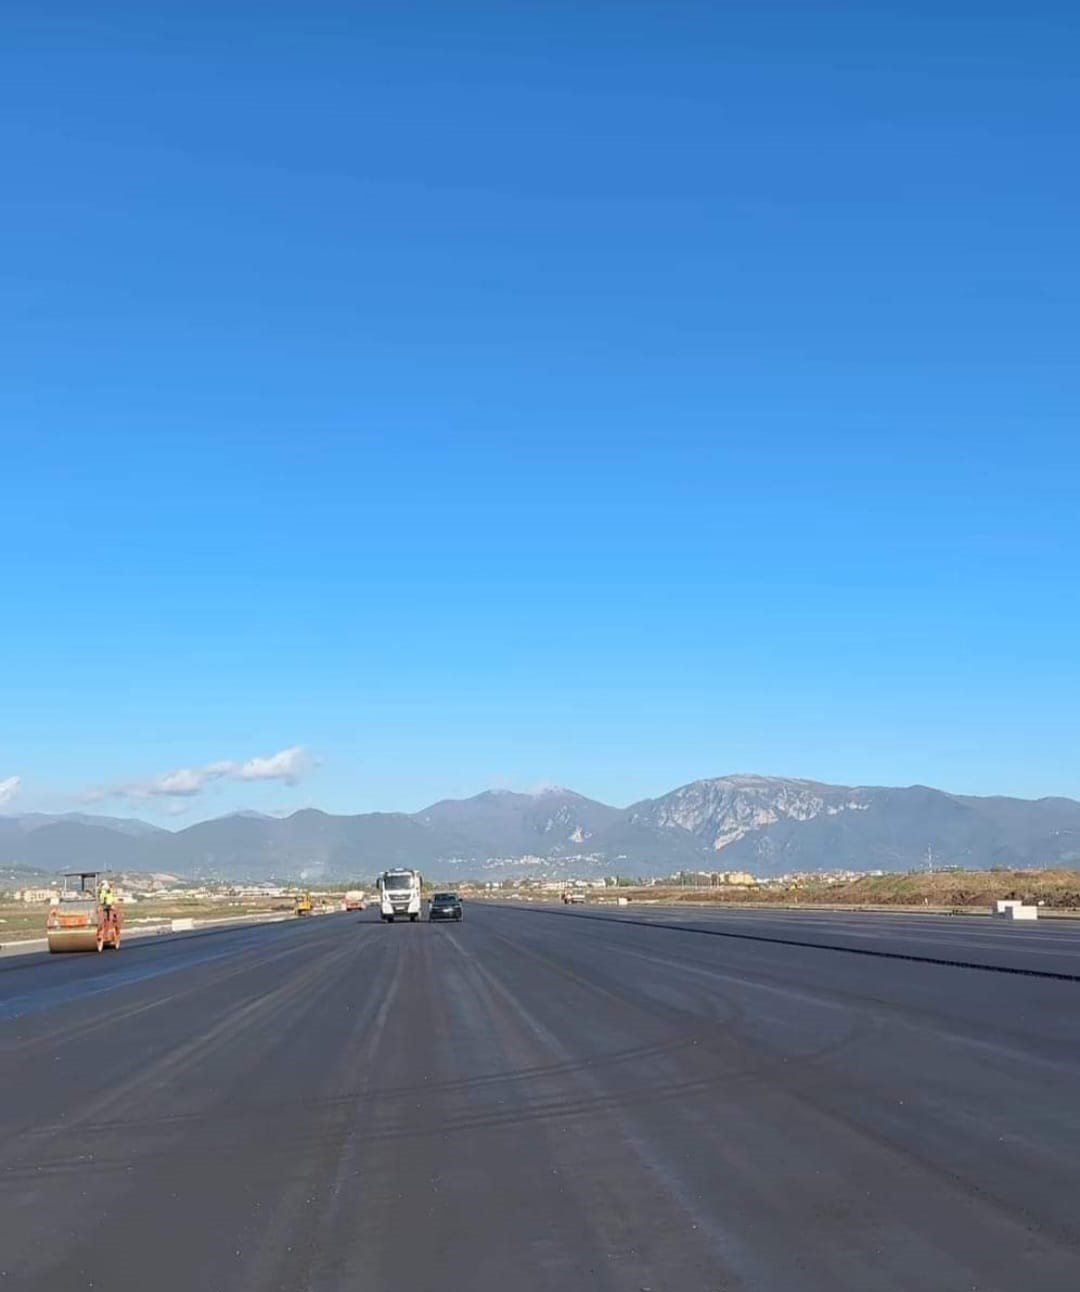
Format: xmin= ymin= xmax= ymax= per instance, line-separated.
xmin=2 ymin=904 xmax=1079 ymax=1291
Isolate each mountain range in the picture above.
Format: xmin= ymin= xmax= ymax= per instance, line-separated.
xmin=3 ymin=775 xmax=1080 ymax=881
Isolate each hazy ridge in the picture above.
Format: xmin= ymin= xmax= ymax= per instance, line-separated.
xmin=4 ymin=775 xmax=1080 ymax=881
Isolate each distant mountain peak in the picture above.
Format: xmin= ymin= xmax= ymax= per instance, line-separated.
xmin=3 ymin=774 xmax=1079 ymax=881
xmin=475 ymin=785 xmax=573 ymax=799
xmin=699 ymin=772 xmax=836 ymax=789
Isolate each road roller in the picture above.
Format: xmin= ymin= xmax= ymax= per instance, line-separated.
xmin=46 ymin=871 xmax=122 ymax=953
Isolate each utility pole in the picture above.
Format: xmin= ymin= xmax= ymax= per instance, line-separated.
xmin=926 ymin=844 xmax=934 ymax=877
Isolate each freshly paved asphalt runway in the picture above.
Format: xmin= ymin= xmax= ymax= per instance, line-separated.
xmin=2 ymin=903 xmax=1079 ymax=1290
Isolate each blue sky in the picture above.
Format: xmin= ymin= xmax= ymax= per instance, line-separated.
xmin=2 ymin=1 xmax=1078 ymax=821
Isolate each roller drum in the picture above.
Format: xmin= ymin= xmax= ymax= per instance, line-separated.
xmin=47 ymin=927 xmax=103 ymax=953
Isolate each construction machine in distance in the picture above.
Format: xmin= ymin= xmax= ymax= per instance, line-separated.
xmin=295 ymin=892 xmax=314 ymax=917
xmin=46 ymin=872 xmax=122 ymax=953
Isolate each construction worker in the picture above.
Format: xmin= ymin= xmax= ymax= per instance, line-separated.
xmin=98 ymin=878 xmax=114 ymax=911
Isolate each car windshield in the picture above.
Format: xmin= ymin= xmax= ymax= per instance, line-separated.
xmin=432 ymin=894 xmax=458 ymax=905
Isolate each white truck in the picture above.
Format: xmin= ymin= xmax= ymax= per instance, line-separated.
xmin=378 ymin=869 xmax=423 ymax=922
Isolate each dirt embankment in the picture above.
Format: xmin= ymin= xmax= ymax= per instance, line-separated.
xmin=616 ymin=869 xmax=1080 ymax=910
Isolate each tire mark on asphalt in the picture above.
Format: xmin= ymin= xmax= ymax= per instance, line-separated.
xmin=501 ymin=905 xmax=1080 ymax=981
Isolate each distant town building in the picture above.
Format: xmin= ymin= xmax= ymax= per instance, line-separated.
xmin=15 ymin=888 xmax=58 ymax=903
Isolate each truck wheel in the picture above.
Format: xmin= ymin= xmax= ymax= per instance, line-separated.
xmin=386 ymin=915 xmax=394 ymax=923
xmin=410 ymin=913 xmax=418 ymax=923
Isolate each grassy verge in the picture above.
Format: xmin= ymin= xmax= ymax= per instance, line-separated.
xmin=0 ymin=895 xmax=298 ymax=946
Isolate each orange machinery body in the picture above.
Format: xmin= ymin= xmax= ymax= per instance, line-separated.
xmin=47 ymin=901 xmax=122 ymax=953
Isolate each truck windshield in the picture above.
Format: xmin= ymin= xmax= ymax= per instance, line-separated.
xmin=384 ymin=874 xmax=414 ymax=891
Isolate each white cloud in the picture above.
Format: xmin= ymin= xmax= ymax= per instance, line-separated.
xmin=0 ymin=775 xmax=21 ymax=807
xmin=234 ymin=746 xmax=308 ymax=784
xmin=147 ymin=767 xmax=210 ymax=797
xmin=524 ymin=780 xmax=564 ymax=796
xmin=86 ymin=746 xmax=313 ymax=805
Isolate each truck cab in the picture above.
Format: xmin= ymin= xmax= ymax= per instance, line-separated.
xmin=378 ymin=869 xmax=423 ymax=922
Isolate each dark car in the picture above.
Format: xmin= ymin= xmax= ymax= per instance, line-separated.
xmin=429 ymin=892 xmax=463 ymax=922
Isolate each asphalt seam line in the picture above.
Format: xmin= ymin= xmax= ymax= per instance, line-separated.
xmin=495 ymin=906 xmax=1080 ymax=983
